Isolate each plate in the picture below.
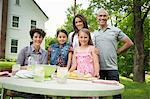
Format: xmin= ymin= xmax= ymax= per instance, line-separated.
xmin=15 ymin=70 xmax=34 ymax=78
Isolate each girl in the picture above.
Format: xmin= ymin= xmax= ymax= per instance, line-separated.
xmin=48 ymin=29 xmax=72 ymax=68
xmin=69 ymin=28 xmax=100 ymax=77
xmin=68 ymin=14 xmax=88 ymax=49
xmin=9 ymin=28 xmax=47 ymax=99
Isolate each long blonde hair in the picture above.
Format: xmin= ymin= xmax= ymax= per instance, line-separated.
xmin=78 ymin=28 xmax=93 ymax=46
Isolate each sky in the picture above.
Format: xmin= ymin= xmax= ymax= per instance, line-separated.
xmin=34 ymin=0 xmax=89 ymax=37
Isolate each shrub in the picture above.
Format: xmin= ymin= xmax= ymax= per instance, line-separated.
xmin=118 ymin=49 xmax=134 ymax=78
xmin=0 ymin=58 xmax=16 ymax=62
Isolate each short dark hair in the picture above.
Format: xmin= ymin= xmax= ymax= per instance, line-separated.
xmin=29 ymin=28 xmax=46 ymax=39
xmin=56 ymin=29 xmax=68 ymax=37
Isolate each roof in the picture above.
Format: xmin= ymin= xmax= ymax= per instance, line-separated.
xmin=33 ymin=0 xmax=49 ymax=19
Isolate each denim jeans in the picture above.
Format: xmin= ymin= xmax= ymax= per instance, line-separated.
xmin=100 ymin=70 xmax=122 ymax=99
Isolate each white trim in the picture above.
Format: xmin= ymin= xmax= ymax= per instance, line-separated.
xmin=10 ymin=39 xmax=18 ymax=53
xmin=10 ymin=15 xmax=20 ymax=29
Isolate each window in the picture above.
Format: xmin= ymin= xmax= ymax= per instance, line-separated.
xmin=11 ymin=39 xmax=18 ymax=53
xmin=15 ymin=0 xmax=20 ymax=5
xmin=12 ymin=16 xmax=19 ymax=28
xmin=31 ymin=20 xmax=36 ymax=29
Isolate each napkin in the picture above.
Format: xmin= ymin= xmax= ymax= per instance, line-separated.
xmin=15 ymin=70 xmax=34 ymax=78
xmin=92 ymin=80 xmax=119 ymax=85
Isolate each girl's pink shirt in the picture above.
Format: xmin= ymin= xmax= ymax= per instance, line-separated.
xmin=75 ymin=49 xmax=94 ymax=76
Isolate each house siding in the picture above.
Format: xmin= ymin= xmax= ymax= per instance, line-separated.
xmin=5 ymin=0 xmax=48 ymax=59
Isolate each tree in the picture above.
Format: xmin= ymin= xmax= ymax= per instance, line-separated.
xmin=45 ymin=37 xmax=57 ymax=50
xmin=74 ymin=0 xmax=77 ymax=16
xmin=89 ymin=0 xmax=150 ymax=82
xmin=61 ymin=4 xmax=98 ymax=33
xmin=133 ymin=0 xmax=144 ymax=82
xmin=133 ymin=0 xmax=150 ymax=82
xmin=61 ymin=0 xmax=150 ymax=82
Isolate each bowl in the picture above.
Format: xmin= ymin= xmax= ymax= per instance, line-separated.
xmin=43 ymin=65 xmax=57 ymax=77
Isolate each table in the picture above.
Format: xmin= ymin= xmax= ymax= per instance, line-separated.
xmin=0 ymin=77 xmax=124 ymax=99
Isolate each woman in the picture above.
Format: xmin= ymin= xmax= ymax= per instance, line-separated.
xmin=9 ymin=28 xmax=47 ymax=99
xmin=68 ymin=14 xmax=88 ymax=49
xmin=16 ymin=28 xmax=48 ymax=66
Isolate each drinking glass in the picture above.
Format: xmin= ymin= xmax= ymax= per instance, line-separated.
xmin=33 ymin=65 xmax=44 ymax=82
xmin=12 ymin=64 xmax=21 ymax=76
xmin=56 ymin=67 xmax=68 ymax=84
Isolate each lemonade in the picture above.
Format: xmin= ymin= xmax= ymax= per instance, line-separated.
xmin=56 ymin=67 xmax=68 ymax=84
xmin=34 ymin=66 xmax=44 ymax=82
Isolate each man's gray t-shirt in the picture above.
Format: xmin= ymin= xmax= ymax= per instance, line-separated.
xmin=93 ymin=26 xmax=127 ymax=70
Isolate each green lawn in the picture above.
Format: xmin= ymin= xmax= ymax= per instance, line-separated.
xmin=0 ymin=61 xmax=15 ymax=72
xmin=121 ymin=76 xmax=150 ymax=99
xmin=0 ymin=61 xmax=15 ymax=68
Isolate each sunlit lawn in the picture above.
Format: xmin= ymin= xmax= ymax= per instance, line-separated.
xmin=121 ymin=75 xmax=150 ymax=99
xmin=0 ymin=62 xmax=15 ymax=71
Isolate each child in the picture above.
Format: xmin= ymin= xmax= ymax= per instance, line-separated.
xmin=69 ymin=28 xmax=100 ymax=77
xmin=48 ymin=29 xmax=72 ymax=68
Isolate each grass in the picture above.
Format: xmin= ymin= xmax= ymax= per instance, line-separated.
xmin=0 ymin=62 xmax=15 ymax=72
xmin=121 ymin=75 xmax=150 ymax=99
xmin=0 ymin=61 xmax=15 ymax=68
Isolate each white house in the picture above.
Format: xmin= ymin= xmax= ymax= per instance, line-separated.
xmin=0 ymin=0 xmax=48 ymax=59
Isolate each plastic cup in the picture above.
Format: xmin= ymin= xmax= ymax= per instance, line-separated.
xmin=12 ymin=64 xmax=20 ymax=76
xmin=56 ymin=67 xmax=68 ymax=84
xmin=33 ymin=66 xmax=45 ymax=82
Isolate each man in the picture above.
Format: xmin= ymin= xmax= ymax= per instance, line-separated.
xmin=93 ymin=8 xmax=133 ymax=99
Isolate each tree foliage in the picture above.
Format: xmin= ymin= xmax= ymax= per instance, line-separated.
xmin=61 ymin=4 xmax=98 ymax=33
xmin=89 ymin=0 xmax=150 ymax=82
xmin=60 ymin=0 xmax=150 ymax=81
xmin=45 ymin=37 xmax=57 ymax=50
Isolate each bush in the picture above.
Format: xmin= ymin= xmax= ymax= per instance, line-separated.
xmin=0 ymin=61 xmax=16 ymax=72
xmin=45 ymin=37 xmax=57 ymax=50
xmin=118 ymin=49 xmax=134 ymax=78
xmin=0 ymin=62 xmax=15 ymax=67
xmin=0 ymin=58 xmax=16 ymax=62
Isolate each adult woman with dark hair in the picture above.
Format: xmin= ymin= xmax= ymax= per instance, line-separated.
xmin=68 ymin=14 xmax=88 ymax=49
xmin=7 ymin=28 xmax=48 ymax=99
xmin=17 ymin=28 xmax=48 ymax=66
